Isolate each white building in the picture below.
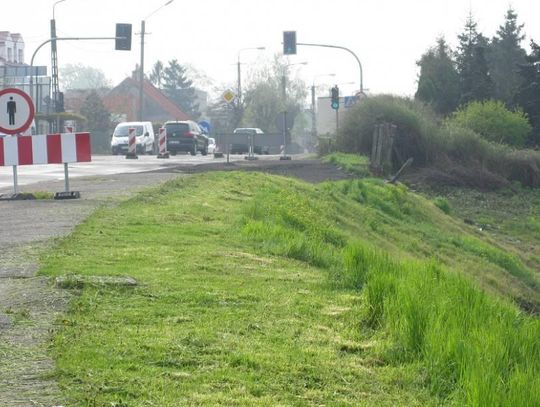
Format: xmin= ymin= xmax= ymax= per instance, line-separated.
xmin=0 ymin=31 xmax=25 ymax=65
xmin=317 ymin=96 xmax=360 ymax=136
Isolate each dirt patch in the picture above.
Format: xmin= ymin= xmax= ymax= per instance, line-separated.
xmin=156 ymin=157 xmax=355 ymax=184
xmin=402 ymin=163 xmax=512 ymax=191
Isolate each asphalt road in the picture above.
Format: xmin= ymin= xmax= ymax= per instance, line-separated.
xmin=0 ymin=153 xmax=246 ymax=191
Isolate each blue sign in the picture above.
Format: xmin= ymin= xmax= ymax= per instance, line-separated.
xmin=198 ymin=120 xmax=211 ymax=134
xmin=344 ymin=96 xmax=359 ymax=108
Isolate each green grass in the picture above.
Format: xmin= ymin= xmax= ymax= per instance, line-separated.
xmin=324 ymin=152 xmax=371 ymax=177
xmin=40 ymin=171 xmax=540 ymax=405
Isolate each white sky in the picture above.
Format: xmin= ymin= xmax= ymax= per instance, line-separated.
xmin=3 ymin=0 xmax=540 ymax=100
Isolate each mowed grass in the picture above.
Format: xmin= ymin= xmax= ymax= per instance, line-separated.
xmin=40 ymin=171 xmax=540 ymax=406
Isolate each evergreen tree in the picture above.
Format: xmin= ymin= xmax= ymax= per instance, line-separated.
xmin=149 ymin=60 xmax=165 ymax=89
xmin=489 ymin=8 xmax=527 ymax=106
xmin=415 ymin=37 xmax=460 ymax=115
xmin=515 ymin=41 xmax=540 ymax=145
xmin=161 ymin=59 xmax=200 ymax=119
xmin=456 ymin=13 xmax=493 ymax=105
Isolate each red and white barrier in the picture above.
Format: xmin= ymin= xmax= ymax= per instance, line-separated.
xmin=157 ymin=127 xmax=169 ymax=158
xmin=126 ymin=127 xmax=137 ymax=158
xmin=0 ymin=132 xmax=91 ymax=167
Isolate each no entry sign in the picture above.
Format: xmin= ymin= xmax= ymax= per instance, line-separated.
xmin=0 ymin=88 xmax=35 ymax=135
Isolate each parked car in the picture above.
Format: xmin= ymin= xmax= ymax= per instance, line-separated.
xmin=164 ymin=120 xmax=208 ymax=156
xmin=111 ymin=122 xmax=154 ymax=155
xmin=231 ymin=128 xmax=268 ymax=154
xmin=207 ymin=137 xmax=216 ymax=154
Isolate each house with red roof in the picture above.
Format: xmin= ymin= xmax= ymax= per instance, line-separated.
xmin=103 ymin=75 xmax=192 ymax=124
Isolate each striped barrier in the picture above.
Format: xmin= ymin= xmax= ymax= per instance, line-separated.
xmin=0 ymin=132 xmax=91 ymax=166
xmin=157 ymin=127 xmax=169 ymax=159
xmin=0 ymin=132 xmax=91 ymax=200
xmin=126 ymin=127 xmax=138 ymax=159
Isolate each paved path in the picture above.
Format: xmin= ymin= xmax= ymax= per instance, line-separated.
xmin=0 ymin=170 xmax=181 ymax=406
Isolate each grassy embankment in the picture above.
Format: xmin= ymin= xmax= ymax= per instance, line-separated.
xmin=41 ymin=170 xmax=540 ymax=406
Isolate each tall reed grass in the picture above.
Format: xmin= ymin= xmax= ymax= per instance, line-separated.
xmin=341 ymin=241 xmax=540 ymax=406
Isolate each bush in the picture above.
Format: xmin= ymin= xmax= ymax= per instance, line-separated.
xmin=337 ymin=95 xmax=540 ymax=188
xmin=337 ymin=95 xmax=441 ymax=167
xmin=433 ymin=197 xmax=451 ymax=214
xmin=447 ymin=100 xmax=532 ymax=147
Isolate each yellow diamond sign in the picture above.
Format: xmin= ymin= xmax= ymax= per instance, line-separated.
xmin=222 ymin=89 xmax=236 ymax=104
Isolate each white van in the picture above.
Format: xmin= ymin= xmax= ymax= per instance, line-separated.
xmin=111 ymin=121 xmax=155 ymax=155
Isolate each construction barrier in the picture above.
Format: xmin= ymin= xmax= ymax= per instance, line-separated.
xmin=0 ymin=132 xmax=91 ymax=166
xmin=126 ymin=127 xmax=138 ymax=159
xmin=0 ymin=132 xmax=91 ymax=200
xmin=157 ymin=127 xmax=169 ymax=159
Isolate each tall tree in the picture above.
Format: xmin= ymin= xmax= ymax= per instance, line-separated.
xmin=149 ymin=61 xmax=165 ymax=89
xmin=415 ymin=37 xmax=460 ymax=115
xmin=456 ymin=13 xmax=493 ymax=105
xmin=489 ymin=8 xmax=527 ymax=106
xmin=515 ymin=40 xmax=540 ymax=146
xmin=60 ymin=64 xmax=111 ymax=90
xmin=161 ymin=59 xmax=200 ymax=119
xmin=242 ymin=56 xmax=308 ymax=136
xmin=80 ymin=91 xmax=111 ymax=153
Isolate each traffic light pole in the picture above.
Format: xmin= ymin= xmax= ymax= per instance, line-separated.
xmin=297 ymin=42 xmax=364 ymax=95
xmin=29 ymin=35 xmax=127 ymax=111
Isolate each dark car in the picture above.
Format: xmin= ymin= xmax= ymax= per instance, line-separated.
xmin=164 ymin=120 xmax=208 ymax=156
xmin=231 ymin=128 xmax=269 ymax=154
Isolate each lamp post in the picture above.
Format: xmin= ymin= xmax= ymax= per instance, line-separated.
xmin=237 ymin=47 xmax=265 ymax=107
xmin=280 ymin=61 xmax=307 ymax=160
xmin=50 ymin=0 xmax=67 ymax=132
xmin=138 ymin=0 xmax=175 ymax=121
xmin=311 ymin=73 xmax=335 ymax=142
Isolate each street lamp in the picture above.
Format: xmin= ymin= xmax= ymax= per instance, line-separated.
xmin=138 ymin=0 xmax=175 ymax=121
xmin=311 ymin=73 xmax=335 ymax=141
xmin=237 ymin=46 xmax=265 ymax=107
xmin=280 ymin=61 xmax=307 ymax=160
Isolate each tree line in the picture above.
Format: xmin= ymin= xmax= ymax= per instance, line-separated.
xmin=415 ymin=8 xmax=540 ymax=145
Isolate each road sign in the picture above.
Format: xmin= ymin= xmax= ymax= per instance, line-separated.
xmin=222 ymin=89 xmax=236 ymax=104
xmin=0 ymin=88 xmax=35 ymax=135
xmin=344 ymin=96 xmax=359 ymax=108
xmin=198 ymin=120 xmax=211 ymax=134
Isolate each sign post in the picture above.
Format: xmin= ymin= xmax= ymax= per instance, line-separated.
xmin=0 ymin=88 xmax=35 ymax=198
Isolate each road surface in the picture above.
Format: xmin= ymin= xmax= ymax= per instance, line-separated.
xmin=0 ymin=153 xmax=246 ymax=191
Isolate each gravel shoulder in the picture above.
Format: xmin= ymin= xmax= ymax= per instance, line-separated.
xmin=0 ymin=157 xmax=351 ymax=406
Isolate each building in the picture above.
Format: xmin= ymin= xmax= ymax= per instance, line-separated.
xmin=0 ymin=31 xmax=24 ymax=66
xmin=103 ymin=76 xmax=192 ymax=125
xmin=316 ymin=95 xmax=361 ymax=136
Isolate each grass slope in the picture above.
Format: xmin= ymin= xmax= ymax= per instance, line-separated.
xmin=41 ymin=171 xmax=540 ymax=406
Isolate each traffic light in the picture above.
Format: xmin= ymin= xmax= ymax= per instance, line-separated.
xmin=115 ymin=23 xmax=132 ymax=51
xmin=331 ymin=86 xmax=340 ymax=110
xmin=283 ymin=31 xmax=297 ymax=55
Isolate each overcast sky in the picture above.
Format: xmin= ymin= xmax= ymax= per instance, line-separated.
xmin=3 ymin=0 xmax=540 ymax=100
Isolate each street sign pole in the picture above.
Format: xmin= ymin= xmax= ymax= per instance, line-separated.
xmin=12 ymin=166 xmax=18 ymax=194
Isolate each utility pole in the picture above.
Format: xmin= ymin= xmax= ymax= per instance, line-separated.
xmin=138 ymin=0 xmax=175 ymax=121
xmin=138 ymin=19 xmax=145 ymax=121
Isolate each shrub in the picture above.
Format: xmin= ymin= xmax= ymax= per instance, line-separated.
xmin=433 ymin=197 xmax=451 ymax=214
xmin=447 ymin=100 xmax=532 ymax=147
xmin=337 ymin=95 xmax=440 ymax=167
